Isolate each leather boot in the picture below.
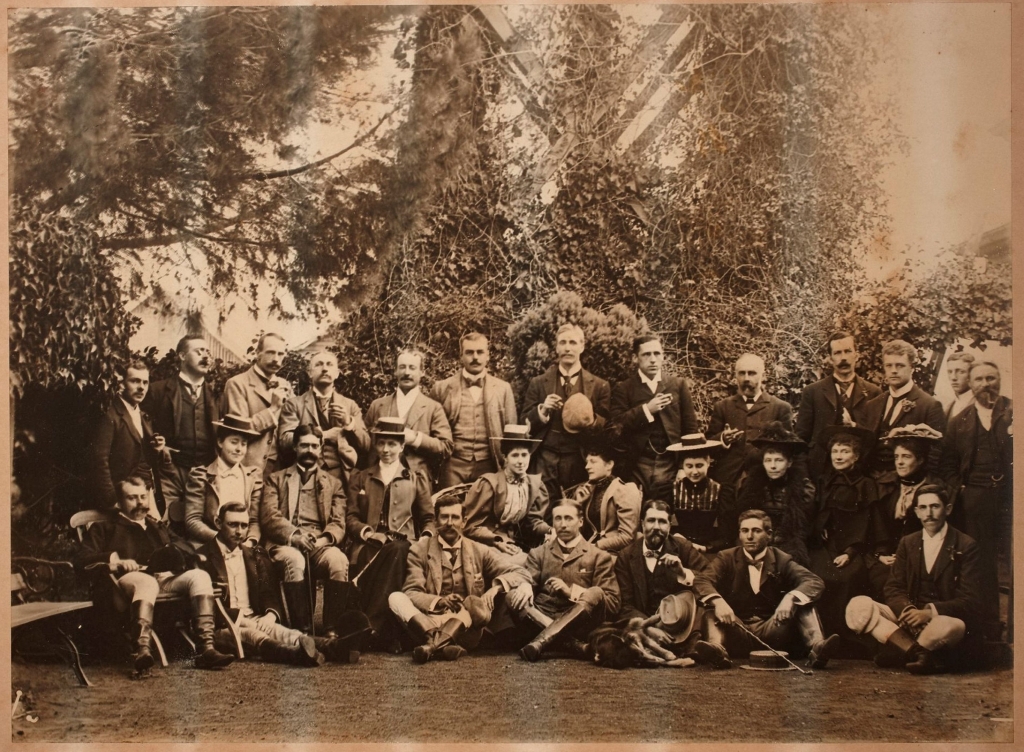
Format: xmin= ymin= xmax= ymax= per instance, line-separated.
xmin=905 ymin=641 xmax=944 ymax=675
xmin=283 ymin=581 xmax=313 ymax=634
xmin=406 ymin=613 xmax=436 ymax=663
xmin=874 ymin=626 xmax=917 ymax=669
xmin=520 ymin=602 xmax=591 ymax=662
xmin=434 ymin=619 xmax=468 ymax=662
xmin=798 ymin=608 xmax=841 ymax=669
xmin=191 ymin=596 xmax=235 ymax=670
xmin=313 ymin=636 xmax=360 ymax=664
xmin=258 ymin=635 xmax=324 ymax=667
xmin=693 ymin=617 xmax=732 ymax=669
xmin=322 ymin=580 xmax=357 ymax=638
xmin=131 ymin=601 xmax=156 ymax=672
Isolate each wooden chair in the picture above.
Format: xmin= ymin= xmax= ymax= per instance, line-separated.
xmin=70 ymin=511 xmax=244 ymax=665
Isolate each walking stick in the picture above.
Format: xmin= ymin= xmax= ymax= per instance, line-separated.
xmin=732 ymin=619 xmax=813 ymax=675
xmin=305 ymin=551 xmax=316 ymax=638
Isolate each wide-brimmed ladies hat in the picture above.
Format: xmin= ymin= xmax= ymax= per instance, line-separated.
xmin=212 ymin=414 xmax=262 ymax=439
xmin=822 ymin=423 xmax=876 ymax=450
xmin=666 ymin=433 xmax=725 ymax=455
xmin=750 ymin=421 xmax=808 ymax=453
xmin=372 ymin=416 xmax=407 ymax=442
xmin=494 ymin=424 xmax=542 ymax=453
xmin=882 ymin=424 xmax=944 ymax=444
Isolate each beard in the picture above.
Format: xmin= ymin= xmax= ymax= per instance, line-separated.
xmin=645 ymin=530 xmax=666 ymax=548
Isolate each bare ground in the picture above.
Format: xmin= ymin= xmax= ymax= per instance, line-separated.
xmin=11 ymin=651 xmax=1013 ymax=744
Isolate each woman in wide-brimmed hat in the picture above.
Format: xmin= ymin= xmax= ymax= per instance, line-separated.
xmin=462 ymin=425 xmax=549 ymax=561
xmin=665 ymin=433 xmax=729 ymax=552
xmin=866 ymin=424 xmax=947 ymax=599
xmin=728 ymin=421 xmax=813 ymax=566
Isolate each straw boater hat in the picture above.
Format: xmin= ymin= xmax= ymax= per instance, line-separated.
xmin=211 ymin=414 xmax=262 ymax=438
xmin=371 ymin=416 xmax=407 ymax=442
xmin=561 ymin=393 xmax=598 ymax=434
xmin=750 ymin=421 xmax=808 ymax=453
xmin=740 ymin=650 xmax=797 ymax=672
xmin=666 ymin=433 xmax=725 ymax=456
xmin=494 ymin=424 xmax=542 ymax=454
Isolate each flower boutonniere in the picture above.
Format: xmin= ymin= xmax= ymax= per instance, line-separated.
xmin=898 ymin=398 xmax=917 ymax=414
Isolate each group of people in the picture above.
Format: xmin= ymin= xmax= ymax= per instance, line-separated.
xmin=80 ymin=325 xmax=1011 ymax=676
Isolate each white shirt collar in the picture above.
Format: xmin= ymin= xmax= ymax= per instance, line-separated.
xmin=253 ymin=364 xmax=273 ymax=382
xmin=439 ymin=536 xmax=462 ymax=551
xmin=642 ymin=540 xmax=664 ymax=558
xmin=217 ymin=538 xmax=243 ymax=560
xmin=743 ymin=548 xmax=768 ymax=563
xmin=461 ymin=369 xmax=486 ymax=383
xmin=119 ymin=395 xmax=140 ymax=413
xmin=119 ymin=512 xmax=147 ymax=530
xmin=396 ymin=385 xmax=420 ymax=399
xmin=378 ymin=459 xmax=402 ymax=485
xmin=557 ymin=535 xmax=584 ymax=552
xmin=216 ymin=456 xmax=243 ymax=477
xmin=179 ymin=372 xmax=205 ymax=389
xmin=558 ymin=364 xmax=582 ymax=379
xmin=312 ymin=385 xmax=334 ymax=400
xmin=953 ymin=390 xmax=975 ymax=408
xmin=888 ymin=381 xmax=915 ymax=399
xmin=923 ymin=523 xmax=949 ymax=542
xmin=638 ymin=370 xmax=661 ymax=390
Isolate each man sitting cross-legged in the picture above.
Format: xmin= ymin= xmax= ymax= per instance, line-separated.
xmin=75 ymin=473 xmax=235 ymax=672
xmin=388 ymin=494 xmax=530 ymax=663
xmin=692 ymin=509 xmax=840 ymax=669
xmin=201 ymin=502 xmax=362 ymax=665
xmin=506 ymin=501 xmax=620 ymax=661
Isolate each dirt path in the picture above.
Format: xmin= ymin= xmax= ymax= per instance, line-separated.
xmin=12 ymin=654 xmax=1013 ymax=743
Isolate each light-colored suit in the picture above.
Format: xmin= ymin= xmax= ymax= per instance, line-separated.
xmin=430 ymin=372 xmax=517 ymax=471
xmin=278 ymin=390 xmax=371 ymax=482
xmin=259 ymin=465 xmax=347 ymax=546
xmin=364 ymin=389 xmax=453 ymax=479
xmin=184 ymin=460 xmax=263 ymax=544
xmin=221 ymin=367 xmax=285 ymax=471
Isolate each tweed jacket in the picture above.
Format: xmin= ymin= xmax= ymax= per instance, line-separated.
xmin=522 ymin=366 xmax=611 ymax=444
xmin=614 ymin=534 xmax=710 ymax=622
xmin=184 ymin=460 xmax=263 ymax=544
xmin=278 ymin=389 xmax=371 ymax=480
xmin=938 ymin=396 xmax=1013 ymax=492
xmin=707 ymin=392 xmax=794 ymax=488
xmin=463 ymin=471 xmax=551 ymax=546
xmin=199 ymin=539 xmax=285 ymax=622
xmin=88 ymin=398 xmax=158 ymax=510
xmin=568 ymin=477 xmax=642 ymax=554
xmin=429 ymin=372 xmax=517 ymax=468
xmin=221 ymin=367 xmax=285 ymax=470
xmin=694 ymin=545 xmax=824 ymax=621
xmin=364 ymin=389 xmax=453 ymax=477
xmin=401 ymin=534 xmax=531 ymax=614
xmin=884 ymin=525 xmax=982 ymax=628
xmin=259 ymin=465 xmax=347 ymax=546
xmin=525 ymin=537 xmax=621 ymax=617
xmin=610 ymin=372 xmax=699 ymax=469
xmin=345 ymin=459 xmax=436 ymax=564
xmin=141 ymin=376 xmax=219 ymax=466
xmin=795 ymin=374 xmax=882 ymax=482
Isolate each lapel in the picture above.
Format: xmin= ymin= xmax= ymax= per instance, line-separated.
xmin=557 ymin=539 xmax=587 ymax=566
xmin=427 ymin=537 xmax=444 ymax=593
xmin=543 ymin=366 xmax=560 ymax=396
xmin=241 ymin=546 xmax=259 ymax=600
xmin=580 ymin=369 xmax=595 ymax=399
xmin=459 ymin=537 xmax=478 ymax=586
xmin=729 ymin=394 xmax=749 ymax=425
xmin=627 ymin=542 xmax=649 ymax=610
xmin=448 ymin=375 xmax=463 ymax=424
xmin=929 ymin=531 xmax=957 ymax=580
xmin=906 ymin=532 xmax=925 ymax=580
xmin=207 ymin=541 xmax=230 ymax=587
xmin=822 ymin=377 xmax=839 ymax=410
xmin=301 ymin=391 xmax=321 ymax=428
xmin=747 ymin=393 xmax=770 ymax=417
xmin=405 ymin=391 xmax=427 ymax=429
xmin=599 ymin=478 xmax=620 ymax=531
xmin=315 ymin=470 xmax=332 ymax=525
xmin=246 ymin=368 xmax=273 ymax=407
xmin=204 ymin=460 xmax=222 ymax=504
xmin=889 ymin=384 xmax=921 ymax=427
xmin=492 ymin=472 xmax=509 ymax=519
xmin=168 ymin=378 xmax=182 ymax=430
xmin=849 ymin=377 xmax=869 ymax=409
xmin=114 ymin=399 xmax=144 ymax=445
xmin=285 ymin=466 xmax=301 ymax=521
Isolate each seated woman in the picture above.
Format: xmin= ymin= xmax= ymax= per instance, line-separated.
xmin=730 ymin=422 xmax=813 ymax=566
xmin=463 ymin=425 xmax=550 ymax=563
xmin=666 ymin=433 xmax=729 ymax=553
xmin=867 ymin=424 xmax=945 ymax=599
xmin=808 ymin=425 xmax=879 ymax=635
xmin=565 ymin=433 xmax=641 ymax=555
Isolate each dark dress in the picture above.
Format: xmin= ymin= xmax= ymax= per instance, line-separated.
xmin=731 ymin=467 xmax=814 ymax=567
xmin=672 ymin=477 xmax=731 ymax=553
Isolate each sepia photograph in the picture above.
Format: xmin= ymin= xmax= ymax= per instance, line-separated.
xmin=7 ymin=2 xmax=1014 ymax=745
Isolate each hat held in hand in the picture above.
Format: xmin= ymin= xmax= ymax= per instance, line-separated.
xmin=562 ymin=393 xmax=597 ymax=434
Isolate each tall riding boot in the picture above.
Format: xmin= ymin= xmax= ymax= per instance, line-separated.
xmin=874 ymin=625 xmax=919 ymax=668
xmin=520 ymin=602 xmax=591 ymax=662
xmin=258 ymin=635 xmax=323 ymax=667
xmin=322 ymin=580 xmax=356 ymax=638
xmin=131 ymin=601 xmax=156 ymax=672
xmin=313 ymin=636 xmax=360 ymax=664
xmin=434 ymin=619 xmax=468 ymax=662
xmin=191 ymin=596 xmax=235 ymax=670
xmin=407 ymin=614 xmax=439 ymax=664
xmin=283 ymin=581 xmax=313 ymax=634
xmin=797 ymin=607 xmax=841 ymax=669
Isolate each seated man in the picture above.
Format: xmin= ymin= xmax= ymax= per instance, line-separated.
xmin=566 ymin=438 xmax=641 ymax=555
xmin=346 ymin=417 xmax=435 ymax=639
xmin=614 ymin=499 xmax=711 ymax=656
xmin=506 ymin=502 xmax=620 ymax=661
xmin=184 ymin=415 xmax=263 ymax=545
xmin=693 ymin=509 xmax=840 ymax=669
xmin=201 ymin=502 xmax=362 ymax=665
xmin=388 ymin=495 xmax=530 ymax=663
xmin=462 ymin=425 xmax=550 ymax=561
xmin=260 ymin=424 xmax=355 ymax=636
xmin=75 ymin=473 xmax=234 ymax=672
xmin=846 ymin=484 xmax=983 ymax=674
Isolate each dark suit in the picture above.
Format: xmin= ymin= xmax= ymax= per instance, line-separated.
xmin=199 ymin=539 xmax=285 ymax=622
xmin=615 ymin=535 xmax=709 ymax=622
xmin=364 ymin=390 xmax=453 ymax=482
xmin=707 ymin=393 xmax=793 ymax=489
xmin=278 ymin=390 xmax=371 ymax=484
xmin=610 ymin=372 xmax=698 ymax=500
xmin=862 ymin=384 xmax=945 ymax=472
xmin=87 ymin=398 xmax=157 ymax=511
xmin=523 ymin=366 xmax=611 ymax=499
xmin=796 ymin=375 xmax=881 ymax=483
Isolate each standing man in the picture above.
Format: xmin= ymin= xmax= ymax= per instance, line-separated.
xmin=610 ymin=334 xmax=698 ymax=502
xmin=430 ymin=332 xmax=518 ymax=488
xmin=260 ymin=424 xmax=356 ymax=637
xmin=796 ymin=332 xmax=882 ymax=483
xmin=707 ymin=353 xmax=793 ymax=490
xmin=939 ymin=361 xmax=1012 ymax=640
xmin=863 ymin=340 xmax=945 ymax=473
xmin=522 ymin=323 xmax=611 ymax=502
xmin=89 ymin=359 xmax=162 ymax=511
xmin=278 ymin=349 xmax=371 ymax=487
xmin=364 ymin=348 xmax=453 ymax=485
xmin=221 ymin=332 xmax=294 ymax=474
xmin=941 ymin=351 xmax=976 ymax=426
xmin=142 ymin=335 xmax=219 ymax=528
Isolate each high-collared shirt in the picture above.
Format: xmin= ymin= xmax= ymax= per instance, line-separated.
xmin=378 ymin=460 xmax=401 ymax=487
xmin=743 ymin=549 xmax=768 ymax=593
xmin=883 ymin=381 xmax=915 ymax=424
xmin=253 ymin=364 xmax=277 ymax=386
xmin=499 ymin=472 xmax=530 ymax=528
xmin=743 ymin=390 xmax=763 ymax=409
xmin=642 ymin=541 xmax=664 ymax=573
xmin=557 ymin=535 xmax=583 ymax=554
xmin=461 ymin=369 xmax=485 ymax=404
xmin=975 ymin=403 xmax=994 ymax=431
xmin=438 ymin=536 xmax=462 ymax=569
xmin=557 ymin=365 xmax=582 ymax=389
xmin=947 ymin=390 xmax=976 ymax=421
xmin=215 ymin=457 xmax=246 ymax=510
xmin=178 ymin=372 xmax=206 ymax=400
xmin=834 ymin=377 xmax=855 ymax=399
xmin=118 ymin=512 xmax=147 ymax=530
xmin=395 ymin=386 xmax=420 ymax=422
xmin=639 ymin=370 xmax=663 ymax=423
xmin=217 ymin=539 xmax=253 ymax=616
xmin=119 ymin=396 xmax=144 ymax=438
xmin=922 ymin=523 xmax=949 ymax=574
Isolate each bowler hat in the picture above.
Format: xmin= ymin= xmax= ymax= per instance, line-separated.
xmin=561 ymin=393 xmax=597 ymax=434
xmin=493 ymin=424 xmax=542 ymax=454
xmin=212 ymin=414 xmax=262 ymax=439
xmin=666 ymin=433 xmax=725 ymax=456
xmin=372 ymin=416 xmax=407 ymax=442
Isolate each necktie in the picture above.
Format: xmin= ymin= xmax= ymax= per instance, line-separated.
xmin=562 ymin=374 xmax=575 ymax=392
xmin=882 ymin=396 xmax=899 ymax=427
xmin=644 ymin=549 xmax=663 ymax=559
xmin=446 ymin=548 xmax=456 ymax=567
xmin=182 ymin=381 xmax=198 ymax=401
xmin=749 ymin=560 xmax=763 ymax=571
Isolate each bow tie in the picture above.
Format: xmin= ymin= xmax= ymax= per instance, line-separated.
xmin=744 ymin=397 xmax=755 ymax=405
xmin=747 ymin=559 xmax=764 ymax=570
xmin=644 ymin=549 xmax=664 ymax=559
xmin=506 ymin=473 xmax=525 ymax=485
xmin=464 ymin=376 xmax=483 ymax=388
